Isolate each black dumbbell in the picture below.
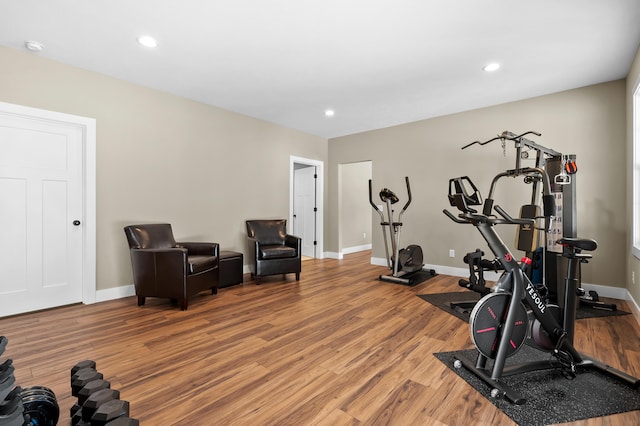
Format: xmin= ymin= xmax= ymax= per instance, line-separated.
xmin=20 ymin=386 xmax=59 ymax=426
xmin=0 ymin=336 xmax=7 ymax=357
xmin=71 ymin=360 xmax=97 ymax=378
xmin=78 ymin=379 xmax=111 ymax=406
xmin=90 ymin=399 xmax=130 ymax=425
xmin=81 ymin=388 xmax=120 ymax=423
xmin=0 ymin=386 xmax=22 ymax=416
xmin=72 ymin=369 xmax=104 ymax=397
xmin=0 ymin=402 xmax=23 ymax=426
xmin=0 ymin=370 xmax=16 ymax=402
xmin=71 ymin=378 xmax=112 ymax=421
xmin=104 ymin=417 xmax=139 ymax=426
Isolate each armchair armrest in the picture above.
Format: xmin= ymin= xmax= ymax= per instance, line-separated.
xmin=285 ymin=235 xmax=302 ymax=253
xmin=177 ymin=242 xmax=219 ymax=257
xmin=247 ymin=236 xmax=259 ymax=261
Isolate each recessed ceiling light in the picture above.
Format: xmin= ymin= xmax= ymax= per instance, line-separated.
xmin=137 ymin=36 xmax=158 ymax=48
xmin=483 ymin=63 xmax=500 ymax=72
xmin=325 ymin=109 xmax=335 ymax=117
xmin=25 ymin=40 xmax=44 ymax=52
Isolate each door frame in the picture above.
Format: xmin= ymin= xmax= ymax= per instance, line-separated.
xmin=0 ymin=101 xmax=97 ymax=304
xmin=290 ymin=156 xmax=324 ymax=259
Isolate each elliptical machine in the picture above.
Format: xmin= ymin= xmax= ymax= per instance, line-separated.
xmin=368 ymin=176 xmax=434 ymax=285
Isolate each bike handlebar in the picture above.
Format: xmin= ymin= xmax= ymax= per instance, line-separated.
xmin=442 ymin=209 xmax=468 ymax=224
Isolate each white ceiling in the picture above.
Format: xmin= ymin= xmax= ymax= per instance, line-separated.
xmin=2 ymin=1 xmax=640 ymax=139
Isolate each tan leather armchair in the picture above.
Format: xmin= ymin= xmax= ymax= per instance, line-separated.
xmin=246 ymin=219 xmax=301 ymax=283
xmin=124 ymin=223 xmax=219 ymax=310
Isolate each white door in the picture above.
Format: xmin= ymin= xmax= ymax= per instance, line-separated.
xmin=293 ymin=166 xmax=316 ymax=258
xmin=0 ymin=113 xmax=84 ymax=317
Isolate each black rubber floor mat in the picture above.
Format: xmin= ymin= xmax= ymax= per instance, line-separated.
xmin=434 ymin=346 xmax=640 ymax=425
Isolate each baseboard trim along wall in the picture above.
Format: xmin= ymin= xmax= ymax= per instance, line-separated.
xmin=96 ymin=284 xmax=136 ymax=303
xmin=95 ymin=258 xmax=640 ymax=327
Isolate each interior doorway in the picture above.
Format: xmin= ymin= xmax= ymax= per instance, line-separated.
xmin=339 ymin=161 xmax=372 ymax=258
xmin=290 ymin=156 xmax=324 ymax=258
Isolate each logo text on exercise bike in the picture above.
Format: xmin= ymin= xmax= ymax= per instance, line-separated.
xmin=526 ymin=281 xmax=546 ymax=314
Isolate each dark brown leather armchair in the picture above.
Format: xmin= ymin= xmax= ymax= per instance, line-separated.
xmin=124 ymin=223 xmax=219 ymax=310
xmin=246 ymin=219 xmax=301 ymax=283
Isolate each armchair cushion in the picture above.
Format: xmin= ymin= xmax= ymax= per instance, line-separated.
xmin=259 ymin=245 xmax=297 ymax=259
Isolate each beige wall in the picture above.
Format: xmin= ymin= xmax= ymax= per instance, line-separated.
xmin=1 ymin=43 xmax=635 ymax=296
xmin=329 ymin=80 xmax=627 ymax=288
xmin=627 ymin=44 xmax=640 ymax=304
xmin=0 ymin=46 xmax=327 ymax=291
xmin=339 ymin=161 xmax=372 ymax=251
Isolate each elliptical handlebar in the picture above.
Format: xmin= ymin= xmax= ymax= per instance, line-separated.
xmin=398 ymin=176 xmax=412 ymax=223
xmin=402 ymin=176 xmax=412 ymax=211
xmin=368 ymin=179 xmax=384 ymax=219
xmin=368 ymin=177 xmax=413 ymax=218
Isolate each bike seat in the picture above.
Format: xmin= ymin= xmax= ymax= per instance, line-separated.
xmin=558 ymin=237 xmax=597 ymax=252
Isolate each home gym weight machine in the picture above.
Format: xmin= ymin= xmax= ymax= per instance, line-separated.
xmin=369 ymin=176 xmax=435 ymax=285
xmin=441 ymin=130 xmax=637 ymax=404
xmin=443 ymin=172 xmax=640 ymax=404
xmin=447 ymin=131 xmax=557 ymax=313
xmin=453 ymin=130 xmax=615 ymax=311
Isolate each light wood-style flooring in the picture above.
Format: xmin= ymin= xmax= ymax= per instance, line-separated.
xmin=1 ymin=250 xmax=639 ymax=425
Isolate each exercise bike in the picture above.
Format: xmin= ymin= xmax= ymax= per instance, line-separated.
xmin=368 ymin=176 xmax=434 ymax=285
xmin=443 ymin=175 xmax=639 ymax=404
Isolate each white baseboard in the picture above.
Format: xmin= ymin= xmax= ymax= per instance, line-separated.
xmin=622 ymin=289 xmax=640 ymax=325
xmin=96 ymin=284 xmax=135 ymax=303
xmin=324 ymin=251 xmax=341 ymax=259
xmin=324 ymin=245 xmax=372 ymax=260
xmin=343 ymin=244 xmax=372 ymax=255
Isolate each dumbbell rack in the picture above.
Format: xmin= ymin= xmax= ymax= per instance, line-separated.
xmin=70 ymin=360 xmax=138 ymax=425
xmin=1 ymin=335 xmax=25 ymax=426
xmin=1 ymin=335 xmax=138 ymax=425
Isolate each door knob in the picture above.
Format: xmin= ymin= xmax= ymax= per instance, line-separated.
xmin=73 ymin=220 xmax=81 ymax=226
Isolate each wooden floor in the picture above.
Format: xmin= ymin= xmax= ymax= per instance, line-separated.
xmin=1 ymin=251 xmax=639 ymax=425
